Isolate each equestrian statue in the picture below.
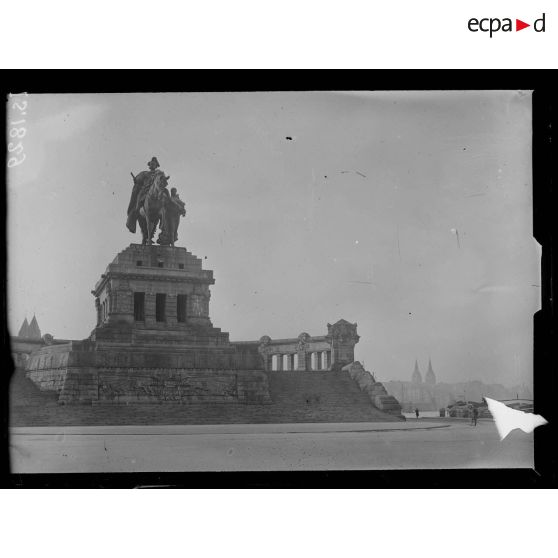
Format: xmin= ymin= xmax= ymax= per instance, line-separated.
xmin=126 ymin=157 xmax=186 ymax=246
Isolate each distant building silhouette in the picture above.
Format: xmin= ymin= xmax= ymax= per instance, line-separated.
xmin=18 ymin=317 xmax=30 ymax=338
xmin=411 ymin=359 xmax=422 ymax=384
xmin=383 ymin=358 xmax=532 ymax=412
xmin=425 ymin=357 xmax=436 ymax=385
xmin=18 ymin=315 xmax=42 ymax=340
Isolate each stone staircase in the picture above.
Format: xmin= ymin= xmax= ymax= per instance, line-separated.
xmin=10 ymin=368 xmax=59 ymax=407
xmin=9 ymin=368 xmax=59 ymax=426
xmin=9 ymin=370 xmax=402 ymax=427
xmin=265 ymin=371 xmax=399 ymax=422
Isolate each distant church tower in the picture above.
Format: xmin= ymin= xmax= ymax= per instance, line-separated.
xmin=425 ymin=357 xmax=436 ymax=385
xmin=28 ymin=315 xmax=42 ymax=339
xmin=411 ymin=359 xmax=422 ymax=384
xmin=18 ymin=315 xmax=42 ymax=339
xmin=18 ymin=317 xmax=30 ymax=338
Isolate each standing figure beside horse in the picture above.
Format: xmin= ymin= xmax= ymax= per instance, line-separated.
xmin=157 ymin=187 xmax=186 ymax=246
xmin=125 ymin=157 xmax=186 ymax=246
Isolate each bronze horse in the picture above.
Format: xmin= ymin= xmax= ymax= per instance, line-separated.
xmin=135 ymin=171 xmax=169 ymax=245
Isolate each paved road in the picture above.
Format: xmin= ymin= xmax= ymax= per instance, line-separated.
xmin=9 ymin=419 xmax=533 ymax=473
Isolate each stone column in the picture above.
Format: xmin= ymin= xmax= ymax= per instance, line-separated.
xmin=166 ymin=294 xmax=177 ymax=326
xmin=289 ymin=354 xmax=296 ymax=371
xmin=305 ymin=352 xmax=312 ymax=370
xmin=95 ymin=297 xmax=101 ymax=326
xmin=105 ymin=280 xmax=131 ymax=325
xmin=258 ymin=337 xmax=272 ymax=371
xmin=106 ymin=282 xmax=113 ymax=313
xmin=188 ymin=293 xmax=211 ymax=326
xmin=276 ymin=354 xmax=283 ymax=371
xmin=113 ymin=289 xmax=134 ymax=325
xmin=145 ymin=293 xmax=156 ymax=327
xmin=188 ymin=294 xmax=199 ymax=317
xmin=326 ymin=320 xmax=360 ymax=371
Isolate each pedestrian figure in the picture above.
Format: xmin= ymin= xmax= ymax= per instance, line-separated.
xmin=415 ymin=408 xmax=419 ymax=419
xmin=472 ymin=406 xmax=478 ymax=427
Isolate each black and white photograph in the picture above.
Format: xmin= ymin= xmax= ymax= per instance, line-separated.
xmin=6 ymin=89 xmax=544 ymax=476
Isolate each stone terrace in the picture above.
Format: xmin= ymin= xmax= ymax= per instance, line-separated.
xmin=10 ymin=369 xmax=401 ymax=426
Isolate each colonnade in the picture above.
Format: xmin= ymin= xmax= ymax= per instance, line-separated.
xmin=270 ymin=350 xmax=331 ymax=371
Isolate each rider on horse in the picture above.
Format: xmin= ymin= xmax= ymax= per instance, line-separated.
xmin=126 ymin=157 xmax=165 ymax=233
xmin=126 ymin=156 xmax=186 ymax=246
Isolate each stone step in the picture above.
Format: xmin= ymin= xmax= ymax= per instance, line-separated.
xmin=266 ymin=370 xmax=374 ymax=402
xmin=9 ymin=368 xmax=59 ymax=407
xmin=10 ymin=402 xmax=396 ymax=427
xmin=10 ymin=369 xmax=402 ymax=426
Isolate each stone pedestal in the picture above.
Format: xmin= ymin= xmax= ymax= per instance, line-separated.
xmin=25 ymin=244 xmax=270 ymax=405
xmin=91 ymin=244 xmax=216 ymax=333
xmin=326 ymin=320 xmax=360 ymax=371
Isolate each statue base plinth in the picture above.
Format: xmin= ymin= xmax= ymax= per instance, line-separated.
xmin=25 ymin=244 xmax=269 ymax=405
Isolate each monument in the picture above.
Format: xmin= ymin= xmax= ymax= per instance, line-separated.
xmin=18 ymin=159 xmax=403 ymax=420
xmin=125 ymin=157 xmax=186 ymax=246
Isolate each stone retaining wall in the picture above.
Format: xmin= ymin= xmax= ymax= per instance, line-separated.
xmin=28 ymin=366 xmax=271 ymax=406
xmin=26 ymin=341 xmax=263 ymax=372
xmin=27 ymin=368 xmax=67 ymax=392
xmin=342 ymin=361 xmax=404 ymax=418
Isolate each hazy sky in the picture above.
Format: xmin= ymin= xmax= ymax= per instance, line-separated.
xmin=7 ymin=91 xmax=538 ymax=387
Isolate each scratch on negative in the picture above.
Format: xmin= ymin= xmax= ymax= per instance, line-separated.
xmin=340 ymin=170 xmax=367 ymax=178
